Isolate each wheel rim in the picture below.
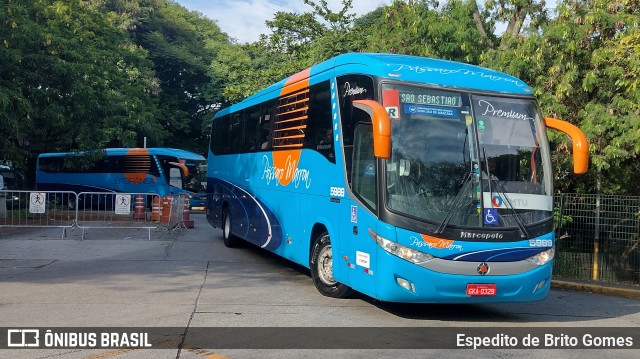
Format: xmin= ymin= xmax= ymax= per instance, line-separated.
xmin=317 ymin=244 xmax=336 ymax=286
xmin=224 ymin=213 xmax=230 ymax=238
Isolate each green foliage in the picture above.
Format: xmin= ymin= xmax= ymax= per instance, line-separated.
xmin=1 ymin=0 xmax=160 ymax=167
xmin=361 ymin=0 xmax=434 ymax=56
xmin=481 ymin=0 xmax=640 ymax=194
xmin=208 ymin=38 xmax=306 ymax=104
xmin=0 ymin=0 xmax=229 ymax=172
xmin=1 ymin=0 xmax=639 ymax=195
xmin=91 ymin=0 xmax=229 ymax=154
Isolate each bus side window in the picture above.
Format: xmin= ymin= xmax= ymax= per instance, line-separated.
xmin=245 ymin=105 xmax=261 ymax=151
xmin=229 ymin=113 xmax=244 ymax=154
xmin=352 ymin=124 xmax=377 ymax=211
xmin=260 ymin=100 xmax=277 ymax=150
xmin=305 ymin=81 xmax=334 ymax=162
xmin=211 ymin=115 xmax=231 ymax=155
xmin=337 ymin=74 xmax=375 ymax=187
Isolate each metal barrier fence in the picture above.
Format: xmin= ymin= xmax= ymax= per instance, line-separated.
xmin=75 ymin=192 xmax=160 ymax=240
xmin=554 ymin=193 xmax=640 ymax=285
xmin=156 ymin=193 xmax=188 ymax=231
xmin=1 ymin=190 xmax=192 ymax=240
xmin=0 ymin=190 xmax=77 ymax=239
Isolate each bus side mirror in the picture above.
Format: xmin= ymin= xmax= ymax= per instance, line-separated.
xmin=544 ymin=117 xmax=589 ymax=175
xmin=353 ymin=100 xmax=391 ymax=159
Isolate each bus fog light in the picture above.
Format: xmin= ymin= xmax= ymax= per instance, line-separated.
xmin=533 ymin=280 xmax=546 ymax=292
xmin=396 ymin=277 xmax=415 ymax=292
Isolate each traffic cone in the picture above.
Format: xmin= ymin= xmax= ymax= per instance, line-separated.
xmin=133 ymin=194 xmax=146 ymax=220
xmin=160 ymin=194 xmax=172 ymax=224
xmin=151 ymin=196 xmax=160 ymax=221
xmin=182 ymin=195 xmax=194 ymax=228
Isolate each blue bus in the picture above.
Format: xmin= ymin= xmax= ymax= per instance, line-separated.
xmin=206 ymin=53 xmax=588 ymax=303
xmin=37 ymin=148 xmax=206 ymax=200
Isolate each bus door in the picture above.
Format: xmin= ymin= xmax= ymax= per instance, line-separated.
xmin=340 ymin=123 xmax=379 ymax=295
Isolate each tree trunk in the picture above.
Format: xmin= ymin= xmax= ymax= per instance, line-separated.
xmin=470 ymin=0 xmax=494 ymax=48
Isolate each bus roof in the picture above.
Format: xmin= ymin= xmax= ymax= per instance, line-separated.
xmin=38 ymin=148 xmax=205 ymax=160
xmin=216 ymin=53 xmax=533 ymax=118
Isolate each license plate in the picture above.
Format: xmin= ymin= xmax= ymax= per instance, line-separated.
xmin=466 ymin=284 xmax=496 ymax=296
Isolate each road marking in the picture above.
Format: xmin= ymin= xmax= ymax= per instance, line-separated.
xmin=82 ymin=349 xmax=135 ymax=359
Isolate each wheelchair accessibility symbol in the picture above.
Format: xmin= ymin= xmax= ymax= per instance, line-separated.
xmin=484 ymin=208 xmax=499 ymax=226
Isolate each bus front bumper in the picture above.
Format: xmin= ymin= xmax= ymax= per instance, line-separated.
xmin=371 ymin=252 xmax=553 ymax=303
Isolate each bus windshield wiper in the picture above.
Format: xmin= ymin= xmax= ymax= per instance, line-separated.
xmin=434 ymin=171 xmax=474 ymax=234
xmin=482 ymin=148 xmax=529 ymax=239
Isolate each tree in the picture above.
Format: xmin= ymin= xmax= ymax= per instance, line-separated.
xmin=1 ymin=0 xmax=161 ymax=172
xmin=359 ymin=0 xmax=497 ymax=64
xmin=210 ymin=0 xmax=361 ymax=103
xmin=264 ymin=0 xmax=359 ymax=64
xmin=115 ymin=0 xmax=229 ymax=154
xmin=478 ymin=0 xmax=548 ymax=49
xmin=208 ymin=40 xmax=297 ymax=104
xmin=0 ymin=0 xmax=33 ymax=166
xmin=481 ymin=0 xmax=640 ymax=195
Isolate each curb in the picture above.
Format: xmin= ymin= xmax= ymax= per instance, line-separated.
xmin=552 ymin=280 xmax=640 ymax=300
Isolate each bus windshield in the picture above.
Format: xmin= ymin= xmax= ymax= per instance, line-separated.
xmin=183 ymin=160 xmax=207 ymax=193
xmin=383 ymin=83 xmax=552 ymax=230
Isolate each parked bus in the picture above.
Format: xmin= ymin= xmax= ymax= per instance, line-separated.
xmin=1 ymin=160 xmax=25 ymax=210
xmin=36 ymin=148 xmax=206 ymax=201
xmin=206 ymin=53 xmax=588 ymax=303
xmin=0 ymin=160 xmax=25 ymax=191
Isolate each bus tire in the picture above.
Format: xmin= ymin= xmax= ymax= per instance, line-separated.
xmin=222 ymin=207 xmax=240 ymax=248
xmin=310 ymin=232 xmax=352 ymax=298
xmin=67 ymin=198 xmax=76 ymax=211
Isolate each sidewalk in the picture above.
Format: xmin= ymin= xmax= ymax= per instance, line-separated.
xmin=552 ymin=278 xmax=640 ymax=299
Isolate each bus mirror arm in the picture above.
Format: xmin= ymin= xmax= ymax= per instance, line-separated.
xmin=353 ymin=100 xmax=391 ymax=159
xmin=544 ymin=117 xmax=589 ymax=175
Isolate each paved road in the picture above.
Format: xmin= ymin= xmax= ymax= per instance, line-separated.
xmin=0 ymin=213 xmax=638 ymax=358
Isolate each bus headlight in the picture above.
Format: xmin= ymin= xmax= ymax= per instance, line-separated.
xmin=369 ymin=228 xmax=434 ymax=264
xmin=525 ymin=247 xmax=555 ymax=266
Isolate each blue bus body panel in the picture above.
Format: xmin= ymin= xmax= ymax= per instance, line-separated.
xmin=208 ymin=148 xmax=345 ymax=265
xmin=207 ymin=53 xmax=550 ymax=303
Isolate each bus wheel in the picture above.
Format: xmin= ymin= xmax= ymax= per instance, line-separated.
xmin=310 ymin=232 xmax=352 ymax=298
xmin=67 ymin=199 xmax=76 ymax=211
xmin=222 ymin=207 xmax=240 ymax=248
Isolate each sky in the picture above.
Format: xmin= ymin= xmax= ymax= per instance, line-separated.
xmin=173 ymin=0 xmax=558 ymax=44
xmin=172 ymin=0 xmax=390 ymax=43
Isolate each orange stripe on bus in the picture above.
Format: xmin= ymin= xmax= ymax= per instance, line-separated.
xmin=277 ymin=106 xmax=309 ymax=117
xmin=276 ymin=115 xmax=308 ymax=125
xmin=420 ymin=234 xmax=455 ymax=249
xmin=281 ymin=68 xmax=311 ymax=96
xmin=268 ymin=68 xmax=311 ymax=186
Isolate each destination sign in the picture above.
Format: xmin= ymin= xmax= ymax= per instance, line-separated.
xmin=404 ymin=105 xmax=458 ymax=119
xmin=400 ymin=92 xmax=462 ymax=107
